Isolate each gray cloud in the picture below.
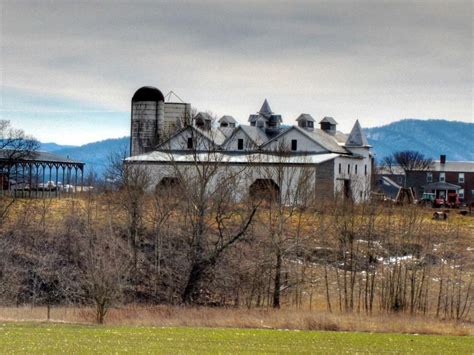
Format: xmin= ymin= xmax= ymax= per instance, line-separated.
xmin=1 ymin=0 xmax=472 ymax=142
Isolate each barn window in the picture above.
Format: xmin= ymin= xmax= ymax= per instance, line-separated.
xmin=238 ymin=139 xmax=244 ymax=150
xmin=307 ymin=121 xmax=314 ymax=128
xmin=364 ymin=164 xmax=367 ymax=176
xmin=355 ymin=165 xmax=358 ymax=174
xmin=339 ymin=163 xmax=341 ymax=174
xmin=458 ymin=173 xmax=464 ymax=183
xmin=291 ymin=139 xmax=297 ymax=151
xmin=459 ymin=189 xmax=464 ymax=199
xmin=439 ymin=172 xmax=445 ymax=182
xmin=187 ymin=137 xmax=193 ymax=149
xmin=347 ymin=164 xmax=351 ymax=174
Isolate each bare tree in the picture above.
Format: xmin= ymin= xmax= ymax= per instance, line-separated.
xmin=159 ymin=127 xmax=259 ymax=304
xmin=382 ymin=150 xmax=433 ymax=174
xmin=252 ymin=140 xmax=316 ymax=308
xmin=0 ymin=120 xmax=39 ymax=223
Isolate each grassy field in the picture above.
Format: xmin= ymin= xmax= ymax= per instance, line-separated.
xmin=0 ymin=323 xmax=472 ymax=354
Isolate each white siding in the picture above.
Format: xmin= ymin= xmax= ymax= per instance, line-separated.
xmin=263 ymin=129 xmax=327 ymax=153
xmin=222 ymin=130 xmax=258 ymax=151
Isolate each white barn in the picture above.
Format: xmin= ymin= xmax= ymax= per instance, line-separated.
xmin=126 ymin=87 xmax=373 ymax=203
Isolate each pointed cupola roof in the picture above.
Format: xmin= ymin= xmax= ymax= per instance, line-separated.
xmin=346 ymin=120 xmax=369 ymax=146
xmin=259 ymin=99 xmax=273 ymax=118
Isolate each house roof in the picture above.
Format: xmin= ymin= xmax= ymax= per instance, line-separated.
xmin=428 ymin=161 xmax=474 ymax=173
xmin=423 ymin=181 xmax=462 ymax=190
xmin=346 ymin=120 xmax=369 ymax=147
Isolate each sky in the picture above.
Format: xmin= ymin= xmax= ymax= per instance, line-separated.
xmin=0 ymin=0 xmax=472 ymax=145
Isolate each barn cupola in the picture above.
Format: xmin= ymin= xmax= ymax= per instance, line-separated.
xmin=296 ymin=114 xmax=315 ymax=131
xmin=319 ymin=116 xmax=337 ymax=135
xmin=346 ymin=120 xmax=369 ymax=146
xmin=194 ymin=112 xmax=213 ymax=130
xmin=259 ymin=99 xmax=273 ymax=118
xmin=248 ymin=99 xmax=282 ymax=132
xmin=218 ymin=115 xmax=237 ymax=128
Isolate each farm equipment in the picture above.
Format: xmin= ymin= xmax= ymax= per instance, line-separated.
xmin=432 ymin=193 xmax=461 ymax=208
xmin=419 ymin=192 xmax=435 ymax=205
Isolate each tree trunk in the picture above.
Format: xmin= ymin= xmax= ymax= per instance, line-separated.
xmin=273 ymin=250 xmax=282 ymax=309
xmin=182 ymin=261 xmax=206 ymax=304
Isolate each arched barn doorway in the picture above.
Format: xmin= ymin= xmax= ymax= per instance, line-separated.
xmin=249 ymin=179 xmax=280 ymax=202
xmin=156 ymin=177 xmax=182 ymax=194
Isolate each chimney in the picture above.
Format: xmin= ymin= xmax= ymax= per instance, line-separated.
xmin=440 ymin=154 xmax=446 ymax=164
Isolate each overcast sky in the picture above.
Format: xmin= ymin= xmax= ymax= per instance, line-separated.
xmin=1 ymin=0 xmax=472 ymax=145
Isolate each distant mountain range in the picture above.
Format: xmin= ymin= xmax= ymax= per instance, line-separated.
xmin=365 ymin=119 xmax=473 ymax=161
xmin=41 ymin=137 xmax=129 ymax=177
xmin=38 ymin=119 xmax=473 ymax=176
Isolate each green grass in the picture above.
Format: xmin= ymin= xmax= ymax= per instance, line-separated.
xmin=0 ymin=323 xmax=472 ymax=354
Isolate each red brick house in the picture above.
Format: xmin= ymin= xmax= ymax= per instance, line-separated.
xmin=406 ymin=155 xmax=474 ymax=204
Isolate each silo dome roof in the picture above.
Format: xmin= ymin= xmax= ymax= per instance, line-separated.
xmin=132 ymin=86 xmax=165 ymax=102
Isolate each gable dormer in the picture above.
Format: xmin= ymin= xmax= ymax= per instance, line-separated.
xmin=320 ymin=116 xmax=337 ymax=135
xmin=194 ymin=112 xmax=213 ymax=130
xmin=218 ymin=115 xmax=237 ymax=128
xmin=296 ymin=114 xmax=315 ymax=131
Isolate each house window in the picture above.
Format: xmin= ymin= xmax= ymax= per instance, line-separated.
xmin=439 ymin=172 xmax=445 ymax=182
xmin=237 ymin=139 xmax=244 ymax=150
xmin=339 ymin=163 xmax=341 ymax=174
xmin=187 ymin=137 xmax=193 ymax=149
xmin=427 ymin=172 xmax=433 ymax=182
xmin=348 ymin=164 xmax=351 ymax=174
xmin=458 ymin=173 xmax=465 ymax=183
xmin=364 ymin=164 xmax=367 ymax=176
xmin=307 ymin=121 xmax=314 ymax=128
xmin=291 ymin=139 xmax=297 ymax=151
xmin=355 ymin=165 xmax=358 ymax=175
xmin=458 ymin=189 xmax=464 ymax=199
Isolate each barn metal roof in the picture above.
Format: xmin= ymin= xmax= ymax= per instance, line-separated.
xmin=0 ymin=149 xmax=84 ymax=165
xmin=126 ymin=151 xmax=341 ymax=165
xmin=428 ymin=161 xmax=474 ymax=173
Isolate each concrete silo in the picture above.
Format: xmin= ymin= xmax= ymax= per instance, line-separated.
xmin=130 ymin=86 xmax=165 ymax=156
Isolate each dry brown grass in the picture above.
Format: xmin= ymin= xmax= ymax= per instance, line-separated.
xmin=0 ymin=305 xmax=472 ymax=336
